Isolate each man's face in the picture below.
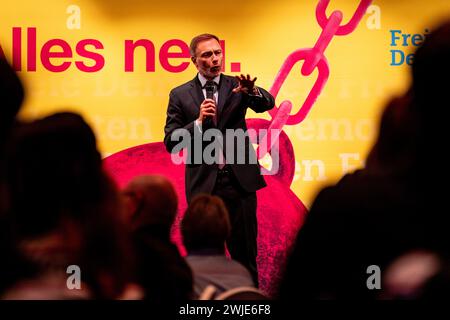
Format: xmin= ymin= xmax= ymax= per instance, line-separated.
xmin=192 ymin=38 xmax=223 ymax=80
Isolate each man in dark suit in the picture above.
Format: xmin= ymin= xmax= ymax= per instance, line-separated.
xmin=164 ymin=33 xmax=274 ymax=284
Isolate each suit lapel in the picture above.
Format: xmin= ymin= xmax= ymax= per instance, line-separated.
xmin=217 ymin=74 xmax=233 ymax=129
xmin=189 ymin=76 xmax=204 ymax=113
xmin=188 ymin=74 xmax=234 ymax=129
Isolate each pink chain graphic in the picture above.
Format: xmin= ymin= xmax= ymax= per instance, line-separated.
xmin=257 ymin=0 xmax=372 ymax=160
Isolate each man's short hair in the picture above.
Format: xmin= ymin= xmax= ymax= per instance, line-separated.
xmin=124 ymin=175 xmax=178 ymax=230
xmin=181 ymin=194 xmax=230 ymax=252
xmin=189 ymin=33 xmax=220 ymax=57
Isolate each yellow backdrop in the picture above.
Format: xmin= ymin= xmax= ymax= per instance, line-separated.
xmin=2 ymin=0 xmax=449 ymax=207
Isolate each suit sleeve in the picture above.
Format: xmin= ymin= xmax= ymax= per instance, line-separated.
xmin=245 ymin=86 xmax=275 ymax=113
xmin=163 ymin=90 xmax=200 ymax=153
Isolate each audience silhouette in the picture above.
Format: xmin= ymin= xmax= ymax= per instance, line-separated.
xmin=3 ymin=112 xmax=131 ymax=299
xmin=0 ymin=58 xmax=27 ymax=295
xmin=122 ymin=175 xmax=193 ymax=303
xmin=181 ymin=194 xmax=254 ymax=298
xmin=279 ymin=19 xmax=450 ymax=300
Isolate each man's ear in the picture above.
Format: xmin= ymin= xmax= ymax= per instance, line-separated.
xmin=191 ymin=56 xmax=197 ymax=65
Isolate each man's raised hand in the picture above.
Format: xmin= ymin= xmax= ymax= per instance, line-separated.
xmin=232 ymin=74 xmax=258 ymax=94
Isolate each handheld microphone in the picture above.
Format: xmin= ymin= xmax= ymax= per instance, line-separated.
xmin=204 ymin=81 xmax=216 ymax=126
xmin=205 ymin=81 xmax=216 ymax=101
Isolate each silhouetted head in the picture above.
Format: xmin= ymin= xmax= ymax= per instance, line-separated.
xmin=123 ymin=175 xmax=178 ymax=234
xmin=7 ymin=111 xmax=131 ymax=298
xmin=411 ymin=19 xmax=450 ymax=170
xmin=0 ymin=58 xmax=24 ymax=154
xmin=412 ymin=20 xmax=450 ymax=109
xmin=0 ymin=58 xmax=24 ymax=128
xmin=8 ymin=112 xmax=103 ymax=237
xmin=366 ymin=91 xmax=417 ymax=174
xmin=181 ymin=194 xmax=230 ymax=254
xmin=0 ymin=58 xmax=26 ymax=295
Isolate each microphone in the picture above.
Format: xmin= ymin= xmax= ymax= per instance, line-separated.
xmin=204 ymin=81 xmax=217 ymax=126
xmin=205 ymin=80 xmax=216 ymax=101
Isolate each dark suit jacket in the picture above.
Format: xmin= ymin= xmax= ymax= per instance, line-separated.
xmin=164 ymin=74 xmax=275 ymax=202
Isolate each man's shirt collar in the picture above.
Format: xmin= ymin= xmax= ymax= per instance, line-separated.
xmin=198 ymin=73 xmax=220 ymax=88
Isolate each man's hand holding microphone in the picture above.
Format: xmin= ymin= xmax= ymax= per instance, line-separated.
xmin=197 ymin=74 xmax=260 ymax=125
xmin=197 ymin=81 xmax=216 ymax=125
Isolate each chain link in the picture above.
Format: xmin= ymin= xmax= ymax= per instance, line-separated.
xmin=267 ymin=0 xmax=372 ymax=128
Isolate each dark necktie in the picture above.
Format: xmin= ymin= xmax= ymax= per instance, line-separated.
xmin=204 ymin=81 xmax=224 ymax=168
